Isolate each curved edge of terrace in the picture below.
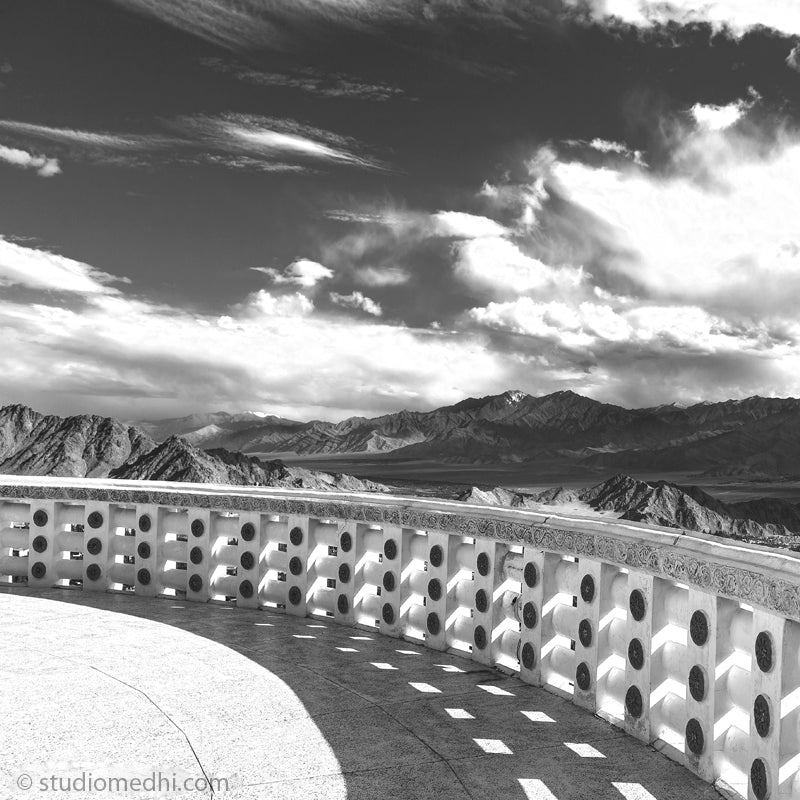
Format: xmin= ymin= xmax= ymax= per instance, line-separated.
xmin=1 ymin=475 xmax=799 ymax=800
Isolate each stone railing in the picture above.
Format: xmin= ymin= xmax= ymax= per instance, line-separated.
xmin=2 ymin=476 xmax=800 ymax=800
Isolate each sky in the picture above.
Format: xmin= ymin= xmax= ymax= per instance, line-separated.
xmin=1 ymin=1 xmax=800 ymax=422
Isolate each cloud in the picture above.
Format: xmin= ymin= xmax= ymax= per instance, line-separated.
xmin=353 ymin=266 xmax=411 ymax=287
xmin=689 ymin=100 xmax=749 ymax=132
xmin=452 ymin=236 xmax=586 ymax=296
xmin=0 ymin=144 xmax=61 ymax=177
xmin=788 ymin=45 xmax=800 ymax=72
xmin=201 ymin=57 xmax=405 ymax=101
xmin=0 ymin=114 xmax=387 ymax=173
xmin=174 ymin=113 xmax=390 ymax=171
xmin=233 ymin=289 xmax=315 ymax=318
xmin=537 ymin=126 xmax=800 ymax=314
xmin=568 ymin=0 xmax=800 ymax=38
xmin=0 ymin=120 xmax=173 ymax=150
xmin=431 ymin=211 xmax=509 ymax=239
xmin=0 ymin=237 xmax=127 ymax=294
xmin=252 ymin=259 xmax=334 ymax=288
xmin=0 ymin=239 xmax=507 ymax=419
xmin=330 ymin=291 xmax=382 ymax=316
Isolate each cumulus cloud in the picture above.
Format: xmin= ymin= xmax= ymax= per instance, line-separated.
xmin=233 ymin=290 xmax=315 ymax=317
xmin=0 ymin=240 xmax=507 ymax=419
xmin=568 ymin=0 xmax=800 ymax=38
xmin=539 ymin=126 xmax=800 ymax=313
xmin=0 ymin=237 xmax=127 ymax=294
xmin=252 ymin=259 xmax=334 ymax=288
xmin=453 ymin=236 xmax=586 ymax=296
xmin=330 ymin=291 xmax=382 ymax=316
xmin=0 ymin=144 xmax=61 ymax=177
xmin=690 ymin=100 xmax=749 ymax=132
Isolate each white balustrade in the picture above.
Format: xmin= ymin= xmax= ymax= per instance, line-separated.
xmin=2 ymin=474 xmax=800 ymax=800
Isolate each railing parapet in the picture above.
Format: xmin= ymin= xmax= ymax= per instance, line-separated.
xmin=3 ymin=475 xmax=800 ymax=800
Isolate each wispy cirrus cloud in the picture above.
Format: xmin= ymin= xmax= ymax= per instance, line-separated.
xmin=108 ymin=0 xmax=800 ymax=54
xmin=177 ymin=113 xmax=390 ymax=171
xmin=0 ymin=114 xmax=388 ymax=173
xmin=201 ymin=57 xmax=406 ymax=101
xmin=0 ymin=144 xmax=61 ymax=177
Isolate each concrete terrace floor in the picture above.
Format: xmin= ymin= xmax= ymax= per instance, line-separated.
xmin=0 ymin=588 xmax=723 ymax=800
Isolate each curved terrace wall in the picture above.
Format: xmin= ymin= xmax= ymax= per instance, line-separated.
xmin=2 ymin=475 xmax=799 ymax=800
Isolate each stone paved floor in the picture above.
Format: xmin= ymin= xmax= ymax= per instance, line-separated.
xmin=0 ymin=588 xmax=724 ymax=800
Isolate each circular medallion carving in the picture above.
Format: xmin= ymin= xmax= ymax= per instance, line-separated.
xmin=628 ymin=638 xmax=644 ymax=670
xmin=241 ymin=522 xmax=256 ymax=542
xmin=137 ymin=568 xmax=151 ymax=585
xmin=384 ymin=538 xmax=398 ymax=560
xmin=32 ymin=535 xmax=48 ymax=553
xmin=188 ymin=574 xmax=203 ymax=592
xmin=523 ymin=601 xmax=538 ymax=629
xmin=428 ymin=578 xmax=442 ymax=601
xmin=576 ymin=662 xmax=591 ymax=691
xmin=580 ymin=575 xmax=595 ymax=603
xmin=427 ymin=612 xmax=441 ymax=635
xmin=625 ymin=686 xmax=643 ymax=718
xmin=87 ymin=537 xmax=102 ymax=556
xmin=33 ymin=510 xmax=48 ymax=528
xmin=476 ymin=552 xmax=490 ymax=576
xmin=31 ymin=561 xmax=47 ymax=579
xmin=289 ymin=556 xmax=303 ymax=576
xmin=87 ymin=511 xmax=103 ymax=529
xmin=288 ymin=586 xmax=302 ymax=605
xmin=756 ymin=631 xmax=773 ymax=672
xmin=686 ymin=718 xmax=705 ymax=755
xmin=382 ymin=603 xmax=395 ymax=624
xmin=239 ymin=579 xmax=254 ymax=598
xmin=240 ymin=551 xmax=255 ymax=570
xmin=521 ymin=642 xmax=536 ymax=670
xmin=690 ymin=610 xmax=709 ymax=646
xmin=191 ymin=519 xmax=205 ymax=537
xmin=338 ymin=563 xmax=351 ymax=584
xmin=289 ymin=527 xmax=303 ymax=546
xmin=137 ymin=541 xmax=151 ymax=559
xmin=629 ymin=589 xmax=646 ymax=622
xmin=754 ymin=694 xmax=771 ymax=738
xmin=340 ymin=531 xmax=352 ymax=552
xmin=475 ymin=588 xmax=489 ymax=613
xmin=138 ymin=514 xmax=151 ymax=532
xmin=337 ymin=594 xmax=349 ymax=614
xmin=429 ymin=545 xmax=444 ymax=568
xmin=524 ymin=561 xmax=538 ymax=588
xmin=86 ymin=563 xmax=101 ymax=581
xmin=578 ymin=619 xmax=593 ymax=648
xmin=689 ymin=665 xmax=706 ymax=702
xmin=474 ymin=625 xmax=487 ymax=650
xmin=382 ymin=572 xmax=396 ymax=592
xmin=751 ymin=758 xmax=768 ymax=800
xmin=189 ymin=546 xmax=203 ymax=565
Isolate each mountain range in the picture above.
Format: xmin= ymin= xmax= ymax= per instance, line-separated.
xmin=134 ymin=390 xmax=800 ymax=477
xmin=0 ymin=404 xmax=386 ymax=492
xmin=2 ymin=397 xmax=800 ymax=547
xmin=461 ymin=474 xmax=800 ymax=548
